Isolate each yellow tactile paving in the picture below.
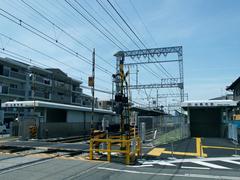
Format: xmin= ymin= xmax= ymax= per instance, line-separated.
xmin=163 ymin=151 xmax=208 ymax=157
xmin=147 ymin=148 xmax=166 ymax=156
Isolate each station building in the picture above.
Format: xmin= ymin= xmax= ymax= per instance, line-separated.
xmin=181 ymin=100 xmax=237 ymax=138
xmin=0 ymin=57 xmax=94 ymax=127
xmin=226 ymin=76 xmax=240 ymax=142
xmin=2 ymin=100 xmax=116 ymax=138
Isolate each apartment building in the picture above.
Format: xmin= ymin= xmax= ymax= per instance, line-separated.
xmin=0 ymin=57 xmax=93 ymax=124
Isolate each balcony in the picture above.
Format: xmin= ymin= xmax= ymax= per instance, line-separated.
xmin=35 ymin=75 xmax=52 ymax=86
xmin=72 ymin=86 xmax=82 ymax=93
xmin=72 ymin=96 xmax=82 ymax=105
xmin=54 ymin=81 xmax=71 ymax=91
xmin=52 ymin=94 xmax=71 ymax=103
xmin=1 ymin=86 xmax=25 ymax=97
xmin=2 ymin=69 xmax=26 ymax=81
xmin=34 ymin=91 xmax=50 ymax=100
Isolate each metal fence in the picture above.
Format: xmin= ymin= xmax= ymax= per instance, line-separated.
xmin=139 ymin=115 xmax=190 ymax=146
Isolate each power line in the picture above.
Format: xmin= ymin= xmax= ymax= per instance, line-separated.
xmin=64 ymin=0 xmax=123 ymax=51
xmin=0 ymin=8 xmax=112 ymax=75
xmin=20 ymin=0 xmax=115 ymax=70
xmin=0 ymin=48 xmax=112 ymax=94
xmin=73 ymin=0 xmax=128 ymax=50
xmin=96 ymin=0 xmax=165 ymax=80
xmin=128 ymin=0 xmax=158 ymax=47
xmin=96 ymin=0 xmax=141 ymax=49
xmin=0 ymin=32 xmax=109 ymax=84
xmin=106 ymin=0 xmax=174 ymax=78
xmin=64 ymin=0 xmax=169 ymax=82
xmin=83 ymin=0 xmax=127 ymax=48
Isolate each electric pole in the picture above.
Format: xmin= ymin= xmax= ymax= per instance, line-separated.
xmin=89 ymin=48 xmax=95 ymax=137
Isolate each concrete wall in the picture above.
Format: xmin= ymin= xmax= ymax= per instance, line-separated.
xmin=39 ymin=122 xmax=89 ymax=138
xmin=67 ymin=110 xmax=84 ymax=122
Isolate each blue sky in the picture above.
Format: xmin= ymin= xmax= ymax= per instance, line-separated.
xmin=0 ymin=0 xmax=239 ymax=106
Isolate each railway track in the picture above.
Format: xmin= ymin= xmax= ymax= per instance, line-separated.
xmin=45 ymin=135 xmax=90 ymax=143
xmin=0 ymin=146 xmax=84 ymax=175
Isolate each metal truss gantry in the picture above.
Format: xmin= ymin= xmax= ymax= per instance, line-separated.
xmin=114 ymin=46 xmax=184 ymax=108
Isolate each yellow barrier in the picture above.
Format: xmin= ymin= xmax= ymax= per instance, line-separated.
xmin=89 ymin=136 xmax=141 ymax=165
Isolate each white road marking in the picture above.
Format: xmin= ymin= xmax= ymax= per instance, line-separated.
xmin=143 ymin=160 xmax=176 ymax=166
xmin=128 ymin=164 xmax=153 ymax=168
xmin=169 ymin=156 xmax=240 ymax=163
xmin=0 ymin=158 xmax=53 ymax=175
xmin=191 ymin=161 xmax=231 ymax=169
xmin=181 ymin=166 xmax=210 ymax=170
xmin=97 ymin=167 xmax=240 ymax=180
xmin=140 ymin=156 xmax=240 ymax=164
xmin=221 ymin=160 xmax=240 ymax=165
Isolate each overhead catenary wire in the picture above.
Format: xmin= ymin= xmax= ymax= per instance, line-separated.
xmin=106 ymin=0 xmax=174 ymax=79
xmin=0 ymin=8 xmax=112 ymax=75
xmin=1 ymin=1 xmax=179 ymax=107
xmin=19 ymin=0 xmax=115 ymax=70
xmin=40 ymin=0 xmax=165 ymax=82
xmin=0 ymin=48 xmax=112 ymax=94
xmin=128 ymin=0 xmax=158 ymax=47
xmin=106 ymin=0 xmax=180 ymax=105
xmin=83 ymin=0 xmax=127 ymax=48
xmin=73 ymin=0 xmax=128 ymax=50
xmin=96 ymin=0 xmax=141 ymax=50
xmin=0 ymin=32 xmax=110 ymax=84
xmin=64 ymin=0 xmax=123 ymax=51
xmin=95 ymin=0 xmax=165 ymax=80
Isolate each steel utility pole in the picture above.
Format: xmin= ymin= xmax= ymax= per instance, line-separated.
xmin=90 ymin=48 xmax=95 ymax=137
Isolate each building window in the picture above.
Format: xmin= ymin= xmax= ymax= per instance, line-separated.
xmin=10 ymin=84 xmax=17 ymax=89
xmin=57 ymin=92 xmax=64 ymax=96
xmin=11 ymin=67 xmax=19 ymax=72
xmin=44 ymin=79 xmax=50 ymax=85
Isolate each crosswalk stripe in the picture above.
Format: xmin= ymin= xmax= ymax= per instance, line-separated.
xmin=181 ymin=166 xmax=210 ymax=170
xmin=192 ymin=161 xmax=231 ymax=169
xmin=129 ymin=165 xmax=154 ymax=168
xmin=221 ymin=160 xmax=240 ymax=165
xmin=143 ymin=161 xmax=176 ymax=166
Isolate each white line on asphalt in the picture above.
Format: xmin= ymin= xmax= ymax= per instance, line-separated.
xmin=128 ymin=164 xmax=153 ymax=168
xmin=97 ymin=167 xmax=240 ymax=180
xmin=141 ymin=156 xmax=240 ymax=164
xmin=143 ymin=160 xmax=176 ymax=166
xmin=181 ymin=166 xmax=210 ymax=170
xmin=221 ymin=160 xmax=240 ymax=165
xmin=191 ymin=161 xmax=231 ymax=169
xmin=0 ymin=158 xmax=53 ymax=175
xmin=170 ymin=156 xmax=240 ymax=163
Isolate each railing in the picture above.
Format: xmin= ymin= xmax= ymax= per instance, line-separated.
xmin=34 ymin=91 xmax=50 ymax=99
xmin=9 ymin=71 xmax=26 ymax=80
xmin=89 ymin=136 xmax=141 ymax=165
xmin=72 ymin=87 xmax=82 ymax=93
xmin=1 ymin=86 xmax=25 ymax=96
xmin=2 ymin=69 xmax=26 ymax=80
xmin=9 ymin=88 xmax=25 ymax=96
xmin=35 ymin=75 xmax=51 ymax=86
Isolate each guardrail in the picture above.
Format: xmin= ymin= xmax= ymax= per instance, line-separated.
xmin=89 ymin=136 xmax=141 ymax=165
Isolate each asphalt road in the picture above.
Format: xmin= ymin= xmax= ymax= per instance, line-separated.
xmin=0 ymin=154 xmax=239 ymax=180
xmin=0 ymin=137 xmax=240 ymax=179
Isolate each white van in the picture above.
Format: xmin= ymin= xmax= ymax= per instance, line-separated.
xmin=0 ymin=122 xmax=7 ymax=134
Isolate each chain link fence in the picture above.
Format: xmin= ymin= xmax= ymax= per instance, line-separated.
xmin=139 ymin=114 xmax=190 ymax=146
